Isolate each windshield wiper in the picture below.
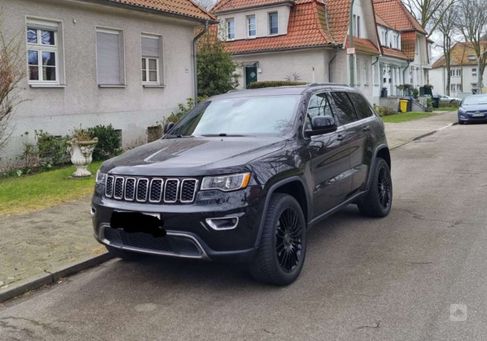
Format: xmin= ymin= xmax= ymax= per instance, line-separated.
xmin=200 ymin=133 xmax=246 ymax=137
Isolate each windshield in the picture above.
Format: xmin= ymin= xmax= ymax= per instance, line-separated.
xmin=167 ymin=95 xmax=300 ymax=137
xmin=462 ymin=95 xmax=487 ymax=106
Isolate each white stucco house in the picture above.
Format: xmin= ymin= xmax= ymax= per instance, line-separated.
xmin=211 ymin=0 xmax=383 ymax=104
xmin=430 ymin=41 xmax=487 ymax=98
xmin=373 ymin=0 xmax=431 ymax=98
xmin=0 ymin=0 xmax=213 ymax=165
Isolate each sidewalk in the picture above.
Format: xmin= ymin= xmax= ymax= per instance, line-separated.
xmin=385 ymin=111 xmax=457 ymax=149
xmin=0 ymin=111 xmax=458 ymax=294
xmin=0 ymin=198 xmax=105 ymax=291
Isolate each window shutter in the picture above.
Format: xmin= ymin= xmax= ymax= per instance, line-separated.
xmin=97 ymin=31 xmax=122 ymax=84
xmin=142 ymin=36 xmax=160 ymax=58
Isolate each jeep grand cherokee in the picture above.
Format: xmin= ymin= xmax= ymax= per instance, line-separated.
xmin=92 ymin=84 xmax=392 ymax=286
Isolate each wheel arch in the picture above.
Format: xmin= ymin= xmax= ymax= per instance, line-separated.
xmin=366 ymin=145 xmax=391 ymax=190
xmin=254 ymin=176 xmax=311 ymax=249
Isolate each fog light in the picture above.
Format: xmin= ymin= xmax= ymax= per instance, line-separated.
xmin=205 ymin=216 xmax=240 ymax=230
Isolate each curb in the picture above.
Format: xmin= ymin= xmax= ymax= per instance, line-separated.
xmin=0 ymin=253 xmax=113 ymax=303
xmin=390 ymin=122 xmax=456 ymax=150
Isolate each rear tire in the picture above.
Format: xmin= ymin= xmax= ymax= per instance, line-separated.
xmin=358 ymin=158 xmax=393 ymax=217
xmin=249 ymin=193 xmax=307 ymax=286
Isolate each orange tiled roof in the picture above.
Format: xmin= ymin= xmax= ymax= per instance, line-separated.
xmin=401 ymin=30 xmax=416 ymax=60
xmin=373 ymin=0 xmax=425 ymax=34
xmin=382 ymin=46 xmax=408 ymax=60
xmin=432 ymin=41 xmax=487 ymax=68
xmin=327 ymin=0 xmax=352 ymax=44
xmin=105 ymin=0 xmax=214 ymax=22
xmin=213 ymin=0 xmax=293 ymax=13
xmin=221 ymin=0 xmax=336 ymax=54
xmin=346 ymin=37 xmax=381 ymax=55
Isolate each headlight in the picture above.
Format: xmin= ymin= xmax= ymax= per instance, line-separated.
xmin=201 ymin=172 xmax=251 ymax=192
xmin=458 ymin=108 xmax=466 ymax=114
xmin=95 ymin=170 xmax=107 ymax=184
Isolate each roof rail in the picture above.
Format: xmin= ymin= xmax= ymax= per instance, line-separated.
xmin=306 ymin=83 xmax=350 ymax=88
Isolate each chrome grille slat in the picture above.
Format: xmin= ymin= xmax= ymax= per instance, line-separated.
xmin=105 ymin=176 xmax=196 ymax=204
xmin=164 ymin=179 xmax=179 ymax=203
xmin=136 ymin=178 xmax=149 ymax=202
xmin=105 ymin=176 xmax=114 ymax=198
xmin=149 ymin=178 xmax=164 ymax=203
xmin=180 ymin=179 xmax=198 ymax=203
xmin=124 ymin=177 xmax=136 ymax=201
xmin=113 ymin=177 xmax=125 ymax=200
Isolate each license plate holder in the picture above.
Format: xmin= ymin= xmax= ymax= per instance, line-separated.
xmin=111 ymin=211 xmax=165 ymax=237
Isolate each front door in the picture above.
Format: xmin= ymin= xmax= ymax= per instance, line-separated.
xmin=306 ymin=92 xmax=352 ymax=217
xmin=245 ymin=65 xmax=258 ymax=88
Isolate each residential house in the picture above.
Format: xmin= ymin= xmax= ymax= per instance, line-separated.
xmin=430 ymin=41 xmax=487 ymax=97
xmin=373 ymin=0 xmax=431 ymax=97
xmin=0 ymin=0 xmax=213 ymax=165
xmin=211 ymin=0 xmax=383 ymax=104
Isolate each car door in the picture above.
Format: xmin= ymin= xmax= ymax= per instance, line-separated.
xmin=346 ymin=92 xmax=376 ymax=193
xmin=327 ymin=91 xmax=365 ymax=198
xmin=305 ymin=92 xmax=352 ymax=218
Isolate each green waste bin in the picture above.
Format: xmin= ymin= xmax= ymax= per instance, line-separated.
xmin=399 ymin=99 xmax=409 ymax=113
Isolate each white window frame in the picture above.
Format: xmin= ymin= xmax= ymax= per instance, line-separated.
xmin=268 ymin=12 xmax=279 ymax=35
xmin=141 ymin=34 xmax=162 ymax=86
xmin=26 ymin=19 xmax=60 ymax=85
xmin=95 ymin=27 xmax=125 ymax=87
xmin=247 ymin=15 xmax=256 ymax=37
xmin=226 ymin=18 xmax=235 ymax=40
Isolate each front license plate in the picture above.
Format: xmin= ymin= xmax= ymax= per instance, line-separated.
xmin=472 ymin=113 xmax=485 ymax=117
xmin=111 ymin=211 xmax=165 ymax=237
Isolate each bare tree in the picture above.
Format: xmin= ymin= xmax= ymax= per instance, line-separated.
xmin=435 ymin=1 xmax=458 ymax=95
xmin=0 ymin=21 xmax=24 ymax=150
xmin=402 ymin=0 xmax=455 ymax=34
xmin=456 ymin=0 xmax=487 ymax=93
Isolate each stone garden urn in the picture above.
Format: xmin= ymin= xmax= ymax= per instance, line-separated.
xmin=67 ymin=137 xmax=98 ymax=177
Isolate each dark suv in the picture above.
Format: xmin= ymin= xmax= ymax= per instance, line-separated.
xmin=92 ymin=84 xmax=392 ymax=285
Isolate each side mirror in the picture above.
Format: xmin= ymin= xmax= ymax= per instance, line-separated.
xmin=164 ymin=122 xmax=175 ymax=134
xmin=305 ymin=116 xmax=337 ymax=137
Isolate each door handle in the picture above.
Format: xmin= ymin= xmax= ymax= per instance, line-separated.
xmin=362 ymin=125 xmax=370 ymax=132
xmin=336 ymin=134 xmax=344 ymax=141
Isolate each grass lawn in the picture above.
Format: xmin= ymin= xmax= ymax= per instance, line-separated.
xmin=0 ymin=161 xmax=102 ymax=216
xmin=435 ymin=106 xmax=458 ymax=112
xmin=382 ymin=112 xmax=435 ymax=123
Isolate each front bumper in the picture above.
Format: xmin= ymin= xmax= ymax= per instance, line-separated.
xmin=92 ymin=187 xmax=265 ymax=262
xmin=458 ymin=113 xmax=487 ymax=123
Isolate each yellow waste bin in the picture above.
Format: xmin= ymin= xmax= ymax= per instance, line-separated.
xmin=399 ymin=99 xmax=409 ymax=113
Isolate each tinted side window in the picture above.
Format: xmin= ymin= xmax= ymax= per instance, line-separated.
xmin=305 ymin=92 xmax=335 ymax=130
xmin=348 ymin=92 xmax=374 ymax=119
xmin=328 ymin=92 xmax=358 ymax=125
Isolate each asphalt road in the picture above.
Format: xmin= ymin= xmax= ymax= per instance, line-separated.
xmin=1 ymin=122 xmax=487 ymax=341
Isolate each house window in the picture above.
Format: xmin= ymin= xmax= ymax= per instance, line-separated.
xmin=269 ymin=12 xmax=278 ymax=35
xmin=356 ymin=16 xmax=361 ymax=38
xmin=226 ymin=18 xmax=235 ymax=40
xmin=472 ymin=68 xmax=477 ymax=77
xmin=141 ymin=34 xmax=161 ymax=84
xmin=96 ymin=28 xmax=124 ymax=85
xmin=247 ymin=15 xmax=256 ymax=37
xmin=26 ymin=19 xmax=60 ymax=83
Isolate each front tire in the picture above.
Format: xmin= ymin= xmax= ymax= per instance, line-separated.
xmin=358 ymin=158 xmax=393 ymax=217
xmin=249 ymin=193 xmax=307 ymax=286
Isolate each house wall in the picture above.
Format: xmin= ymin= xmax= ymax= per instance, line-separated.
xmin=232 ymin=49 xmax=332 ymax=88
xmin=0 ymin=0 xmax=198 ymax=164
xmin=429 ymin=66 xmax=487 ymax=97
xmin=217 ymin=5 xmax=291 ymax=39
xmin=405 ymin=33 xmax=430 ymax=89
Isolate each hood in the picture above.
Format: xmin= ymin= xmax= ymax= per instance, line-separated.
xmin=102 ymin=136 xmax=287 ymax=176
xmin=460 ymin=103 xmax=487 ymax=112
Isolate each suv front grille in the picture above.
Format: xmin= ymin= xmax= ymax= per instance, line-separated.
xmin=105 ymin=176 xmax=198 ymax=204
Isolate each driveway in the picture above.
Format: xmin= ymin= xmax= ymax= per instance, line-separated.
xmin=1 ymin=122 xmax=486 ymax=340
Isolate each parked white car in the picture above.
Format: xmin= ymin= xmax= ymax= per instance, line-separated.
xmin=436 ymin=94 xmax=462 ymax=106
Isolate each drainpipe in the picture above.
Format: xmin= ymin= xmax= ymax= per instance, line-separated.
xmin=328 ymin=47 xmax=339 ymax=83
xmin=193 ymin=20 xmax=209 ymax=101
xmin=349 ymin=0 xmax=356 ymax=87
xmin=402 ymin=60 xmax=411 ymax=95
